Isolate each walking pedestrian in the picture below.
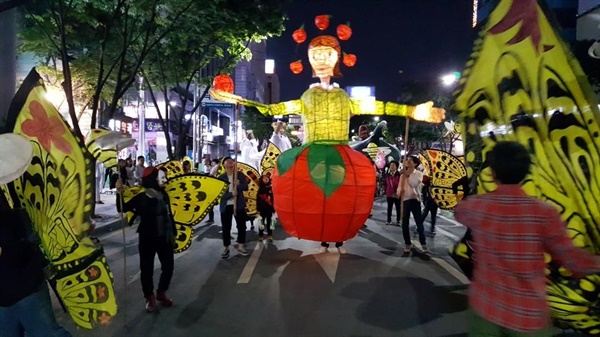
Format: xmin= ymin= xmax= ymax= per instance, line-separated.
xmin=117 ymin=167 xmax=175 ymax=312
xmin=384 ymin=160 xmax=401 ymax=226
xmin=397 ymin=155 xmax=427 ymax=256
xmin=217 ymin=157 xmax=250 ymax=258
xmin=256 ymin=173 xmax=275 ymax=242
xmin=421 ymin=175 xmax=438 ymax=235
xmin=455 ymin=141 xmax=600 ymax=336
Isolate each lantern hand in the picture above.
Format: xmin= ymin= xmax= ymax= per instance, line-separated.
xmin=209 ymin=89 xmax=271 ymax=111
xmin=410 ymin=101 xmax=446 ymax=124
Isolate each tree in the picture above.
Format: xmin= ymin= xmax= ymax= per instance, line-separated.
xmin=142 ymin=0 xmax=287 ymax=159
xmin=20 ymin=0 xmax=196 ymax=137
xmin=239 ymin=106 xmax=274 ymax=149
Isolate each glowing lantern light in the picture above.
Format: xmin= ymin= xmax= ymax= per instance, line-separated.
xmin=336 ymin=23 xmax=352 ymax=41
xmin=290 ymin=60 xmax=303 ymax=74
xmin=314 ymin=15 xmax=330 ymax=31
xmin=343 ymin=53 xmax=357 ymax=67
xmin=213 ymin=74 xmax=234 ymax=94
xmin=292 ymin=25 xmax=307 ymax=44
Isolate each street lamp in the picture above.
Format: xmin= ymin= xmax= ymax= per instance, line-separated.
xmin=441 ymin=72 xmax=461 ymax=86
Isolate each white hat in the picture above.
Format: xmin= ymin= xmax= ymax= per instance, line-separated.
xmin=0 ymin=133 xmax=33 ymax=184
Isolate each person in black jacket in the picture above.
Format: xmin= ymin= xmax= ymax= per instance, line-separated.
xmin=421 ymin=175 xmax=438 ymax=235
xmin=0 ymin=188 xmax=71 ymax=337
xmin=117 ymin=166 xmax=176 ymax=313
xmin=217 ymin=157 xmax=249 ymax=259
xmin=256 ymin=173 xmax=275 ymax=242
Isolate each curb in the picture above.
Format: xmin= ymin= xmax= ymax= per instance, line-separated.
xmin=92 ymin=217 xmax=127 ymax=237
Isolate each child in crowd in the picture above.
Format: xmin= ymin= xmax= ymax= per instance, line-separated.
xmin=256 ymin=173 xmax=275 ymax=242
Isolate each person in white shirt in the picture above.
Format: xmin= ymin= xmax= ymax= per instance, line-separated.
xmin=240 ymin=131 xmax=260 ymax=169
xmin=397 ymin=155 xmax=428 ymax=255
xmin=269 ymin=122 xmax=292 ymax=152
xmin=134 ymin=156 xmax=146 ymax=185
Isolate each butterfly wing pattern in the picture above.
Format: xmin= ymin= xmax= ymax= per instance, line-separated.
xmin=453 ymin=0 xmax=600 ymax=334
xmin=156 ymin=160 xmax=184 ymax=180
xmin=423 ymin=149 xmax=468 ymax=210
xmin=120 ymin=175 xmax=227 ymax=253
xmin=236 ymin=162 xmax=261 ymax=217
xmin=260 ymin=142 xmax=282 ymax=176
xmin=3 ymin=69 xmax=117 ymax=329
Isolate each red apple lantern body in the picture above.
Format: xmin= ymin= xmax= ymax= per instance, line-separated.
xmin=315 ymin=15 xmax=330 ymax=31
xmin=272 ymin=144 xmax=376 ymax=242
xmin=292 ymin=25 xmax=307 ymax=43
xmin=337 ymin=24 xmax=352 ymax=41
xmin=213 ymin=74 xmax=234 ymax=94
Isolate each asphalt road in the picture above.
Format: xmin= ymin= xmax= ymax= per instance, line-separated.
xmin=51 ymin=198 xmax=580 ymax=337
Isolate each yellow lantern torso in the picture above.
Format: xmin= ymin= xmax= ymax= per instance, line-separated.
xmin=300 ymin=86 xmax=351 ymax=143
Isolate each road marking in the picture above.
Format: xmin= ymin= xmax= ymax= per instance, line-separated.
xmin=435 ymin=226 xmax=461 ymax=242
xmin=314 ymin=251 xmax=341 ymax=283
xmin=128 ymin=225 xmax=214 ymax=285
xmin=438 ymin=214 xmax=465 ymax=228
xmin=237 ymin=242 xmax=264 ymax=284
xmin=411 ymin=241 xmax=470 ymax=285
xmin=374 ymin=228 xmax=470 ymax=285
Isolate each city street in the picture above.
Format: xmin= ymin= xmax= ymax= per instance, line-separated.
xmin=54 ymin=196 xmax=577 ymax=337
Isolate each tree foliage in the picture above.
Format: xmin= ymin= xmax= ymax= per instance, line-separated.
xmin=239 ymin=106 xmax=275 ymax=149
xmin=142 ymin=0 xmax=287 ymax=159
xmin=20 ymin=0 xmax=202 ymax=137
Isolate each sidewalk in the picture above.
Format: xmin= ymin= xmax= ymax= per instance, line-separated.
xmin=91 ymin=192 xmax=124 ymax=236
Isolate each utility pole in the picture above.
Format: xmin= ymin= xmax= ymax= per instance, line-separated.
xmin=0 ymin=8 xmax=16 ymax=123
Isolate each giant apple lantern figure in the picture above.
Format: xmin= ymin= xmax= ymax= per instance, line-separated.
xmin=211 ymin=15 xmax=445 ymax=242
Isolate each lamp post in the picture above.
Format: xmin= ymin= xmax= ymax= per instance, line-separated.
xmin=441 ymin=72 xmax=461 ymax=86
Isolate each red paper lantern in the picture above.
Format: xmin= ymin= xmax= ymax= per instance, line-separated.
xmin=315 ymin=15 xmax=330 ymax=31
xmin=343 ymin=53 xmax=357 ymax=67
xmin=272 ymin=145 xmax=376 ymax=242
xmin=336 ymin=23 xmax=352 ymax=41
xmin=289 ymin=60 xmax=303 ymax=74
xmin=292 ymin=25 xmax=307 ymax=44
xmin=213 ymin=74 xmax=234 ymax=94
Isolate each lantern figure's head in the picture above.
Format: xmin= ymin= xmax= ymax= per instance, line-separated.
xmin=308 ymin=35 xmax=342 ymax=79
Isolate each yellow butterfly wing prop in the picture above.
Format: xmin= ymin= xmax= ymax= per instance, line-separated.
xmin=4 ymin=69 xmax=117 ymax=329
xmin=174 ymin=224 xmax=193 ymax=253
xmin=164 ymin=173 xmax=228 ymax=227
xmin=235 ymin=162 xmax=260 ymax=217
xmin=260 ymin=142 xmax=282 ymax=176
xmin=214 ymin=160 xmax=261 ymax=217
xmin=453 ymin=0 xmax=600 ymax=334
xmin=423 ymin=149 xmax=468 ymax=210
xmin=156 ymin=160 xmax=184 ymax=179
xmin=417 ymin=152 xmax=431 ymax=176
xmin=85 ymin=129 xmax=133 ymax=169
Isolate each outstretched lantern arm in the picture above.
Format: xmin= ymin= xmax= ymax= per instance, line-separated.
xmin=349 ymin=98 xmax=445 ymax=123
xmin=210 ymin=89 xmax=303 ymax=116
xmin=385 ymin=101 xmax=446 ymax=123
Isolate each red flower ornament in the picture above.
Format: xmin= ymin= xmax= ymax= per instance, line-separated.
xmin=21 ymin=100 xmax=73 ymax=154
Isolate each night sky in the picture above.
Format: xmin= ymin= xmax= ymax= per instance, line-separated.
xmin=266 ymin=0 xmax=478 ymax=102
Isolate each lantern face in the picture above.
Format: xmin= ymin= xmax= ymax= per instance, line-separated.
xmin=213 ymin=74 xmax=234 ymax=94
xmin=272 ymin=144 xmax=376 ymax=242
xmin=308 ymin=46 xmax=339 ymax=79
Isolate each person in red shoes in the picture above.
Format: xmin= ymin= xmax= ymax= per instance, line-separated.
xmin=117 ymin=166 xmax=175 ymax=312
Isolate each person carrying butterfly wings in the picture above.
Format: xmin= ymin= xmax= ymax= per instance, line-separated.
xmin=116 ymin=167 xmax=175 ymax=313
xmin=0 ymin=133 xmax=72 ymax=337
